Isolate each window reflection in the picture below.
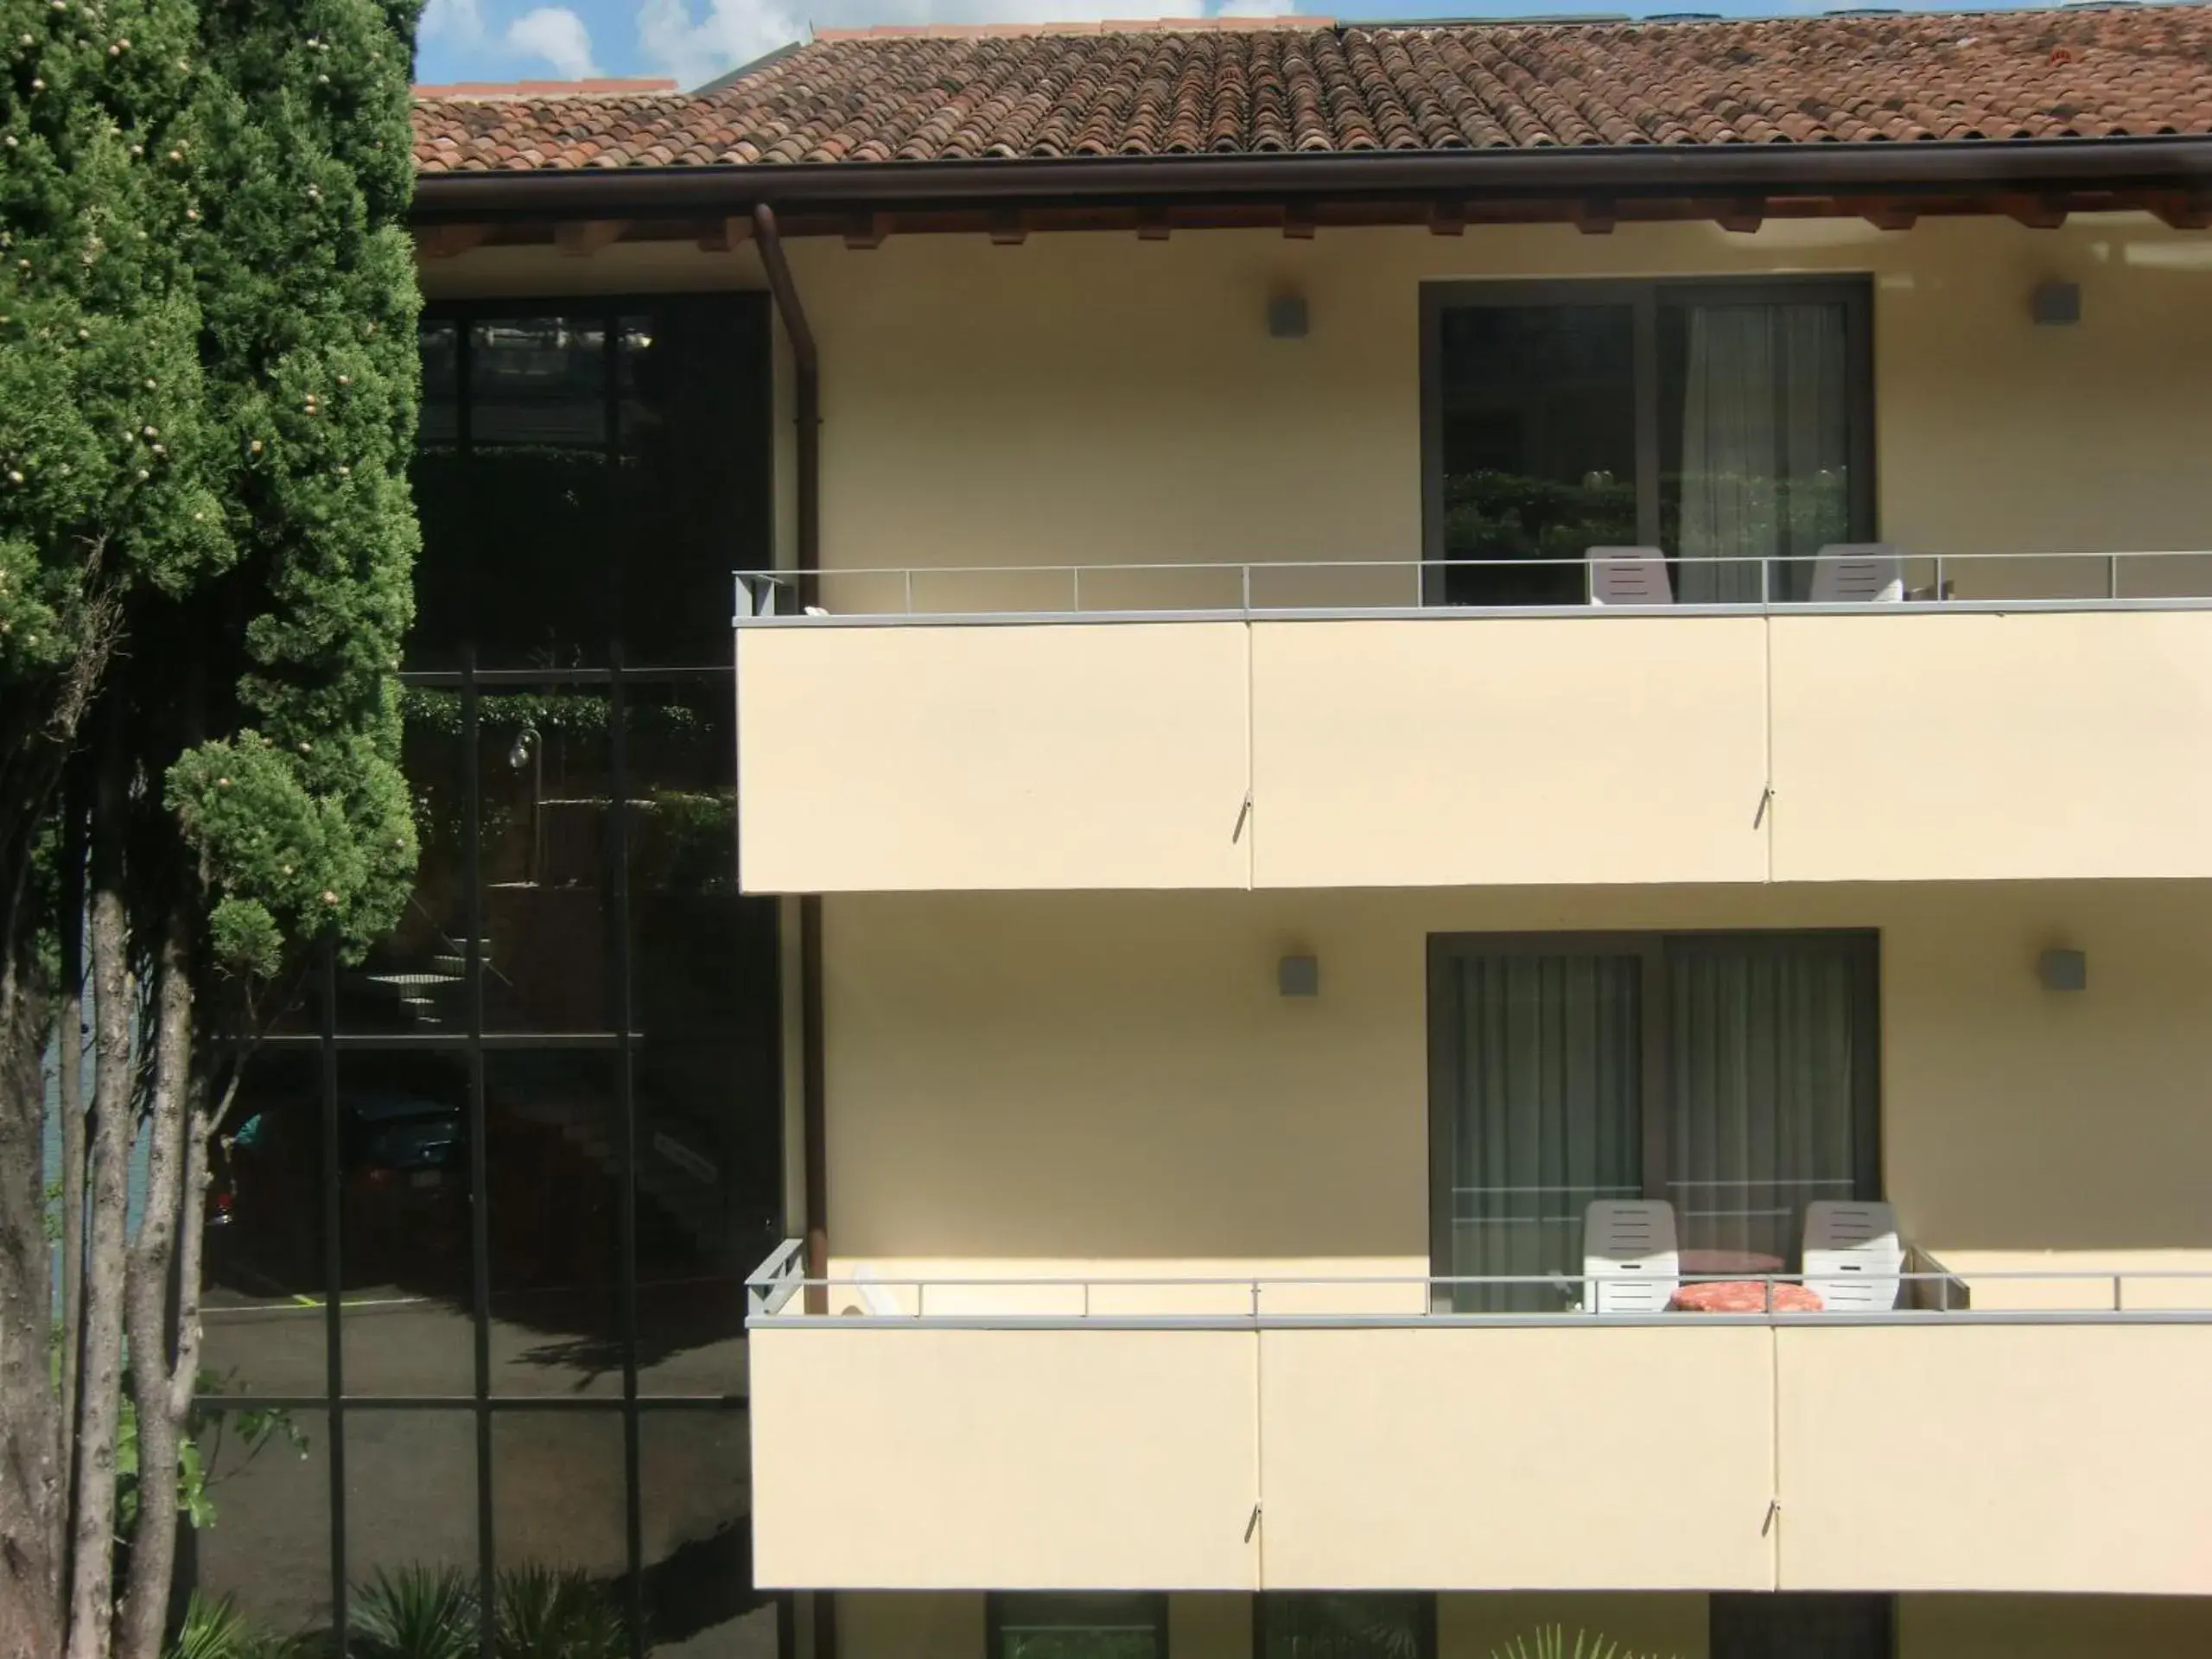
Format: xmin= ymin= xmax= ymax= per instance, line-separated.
xmin=1436 ymin=303 xmax=1637 ymax=606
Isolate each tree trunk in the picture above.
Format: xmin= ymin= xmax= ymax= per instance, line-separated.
xmin=0 ymin=925 xmax=60 ymax=1659
xmin=67 ymin=737 xmax=135 ymax=1659
xmin=118 ymin=906 xmax=193 ymax=1659
xmin=58 ymin=789 xmax=88 ymax=1596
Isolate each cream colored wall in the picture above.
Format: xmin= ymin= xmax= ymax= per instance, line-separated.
xmin=779 ymin=213 xmax=2212 ymax=585
xmin=1777 ymin=1325 xmax=2212 ymax=1595
xmin=1768 ymin=612 xmax=2212 ymax=881
xmin=737 ymin=621 xmax=1252 ymax=892
xmin=422 ymin=213 xmax=2212 ymax=600
xmin=1262 ymin=1327 xmax=1773 ymax=1592
xmin=751 ymin=1327 xmax=1260 ymax=1590
xmin=822 ymin=882 xmax=2212 ymax=1306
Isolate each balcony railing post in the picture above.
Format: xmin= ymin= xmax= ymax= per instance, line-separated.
xmin=904 ymin=567 xmax=914 ymax=616
xmin=1242 ymin=563 xmax=1252 ymax=616
xmin=1071 ymin=565 xmax=1081 ymax=614
xmin=2108 ymin=553 xmax=2120 ymax=601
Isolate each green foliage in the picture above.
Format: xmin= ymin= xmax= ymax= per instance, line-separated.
xmin=347 ymin=1566 xmax=479 ymax=1659
xmin=493 ymin=1562 xmax=627 ymax=1659
xmin=347 ymin=1563 xmax=629 ymax=1659
xmin=397 ymin=685 xmax=708 ymax=737
xmin=166 ymin=1593 xmax=314 ymax=1659
xmin=0 ymin=0 xmax=232 ymax=678
xmin=1489 ymin=1629 xmax=1681 ymax=1659
xmin=160 ymin=0 xmax=423 ymax=978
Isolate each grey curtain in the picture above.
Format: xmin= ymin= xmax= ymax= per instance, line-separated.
xmin=1668 ymin=941 xmax=1859 ymax=1269
xmin=1446 ymin=953 xmax=1642 ymax=1312
xmin=1676 ymin=302 xmax=1850 ymax=603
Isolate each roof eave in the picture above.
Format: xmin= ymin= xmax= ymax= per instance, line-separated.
xmin=410 ymin=137 xmax=2212 ymax=223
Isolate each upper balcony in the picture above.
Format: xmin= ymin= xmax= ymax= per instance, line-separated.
xmin=732 ymin=550 xmax=2212 ymax=893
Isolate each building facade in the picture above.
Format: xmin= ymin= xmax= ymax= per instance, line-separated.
xmin=194 ymin=10 xmax=2212 ymax=1658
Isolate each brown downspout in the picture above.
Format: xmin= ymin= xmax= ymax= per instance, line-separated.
xmin=754 ymin=201 xmax=837 ymax=1659
xmin=753 ymin=204 xmax=830 ymax=1322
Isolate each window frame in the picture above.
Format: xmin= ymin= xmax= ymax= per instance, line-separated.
xmin=1253 ymin=1592 xmax=1439 ymax=1659
xmin=1424 ymin=928 xmax=1883 ymax=1294
xmin=987 ymin=1592 xmax=1173 ymax=1659
xmin=1417 ymin=275 xmax=1877 ymax=604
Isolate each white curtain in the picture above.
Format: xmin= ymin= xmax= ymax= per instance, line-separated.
xmin=1676 ymin=302 xmax=1849 ymax=602
xmin=1667 ymin=942 xmax=1859 ymax=1268
xmin=1446 ymin=953 xmax=1642 ymax=1311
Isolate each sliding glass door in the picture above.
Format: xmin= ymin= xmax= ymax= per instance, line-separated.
xmin=1429 ymin=932 xmax=1879 ymax=1305
xmin=1423 ymin=279 xmax=1872 ymax=605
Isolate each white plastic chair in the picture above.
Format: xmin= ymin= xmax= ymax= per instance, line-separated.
xmin=1802 ymin=1200 xmax=1904 ymax=1311
xmin=1810 ymin=543 xmax=1904 ymax=603
xmin=848 ymin=1263 xmax=905 ymax=1316
xmin=1583 ymin=1199 xmax=1681 ymax=1313
xmin=1587 ymin=546 xmax=1674 ymax=607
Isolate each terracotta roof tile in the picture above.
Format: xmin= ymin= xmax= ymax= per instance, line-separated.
xmin=410 ymin=10 xmax=2212 ymax=173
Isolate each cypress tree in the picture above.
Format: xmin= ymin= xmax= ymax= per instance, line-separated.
xmin=0 ymin=3 xmax=422 ymax=1654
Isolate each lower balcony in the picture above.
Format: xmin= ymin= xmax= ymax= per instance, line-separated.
xmin=745 ymin=1252 xmax=2212 ymax=1598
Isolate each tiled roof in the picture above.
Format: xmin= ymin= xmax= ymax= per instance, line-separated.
xmin=410 ymin=9 xmax=2212 ymax=173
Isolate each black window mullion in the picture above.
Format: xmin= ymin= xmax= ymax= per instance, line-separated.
xmin=320 ymin=943 xmax=346 ymax=1657
xmin=1633 ymin=284 xmax=1662 ymax=548
xmin=462 ymin=649 xmax=496 ymax=1659
xmin=609 ymin=645 xmax=646 ymax=1659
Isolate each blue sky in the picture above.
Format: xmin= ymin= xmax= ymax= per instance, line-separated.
xmin=416 ymin=0 xmax=2017 ymax=91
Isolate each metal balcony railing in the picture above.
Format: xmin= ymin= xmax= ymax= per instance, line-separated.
xmin=743 ymin=1240 xmax=2212 ymax=1329
xmin=734 ymin=550 xmax=2212 ymax=626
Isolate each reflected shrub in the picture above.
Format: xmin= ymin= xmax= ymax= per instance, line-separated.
xmin=345 ymin=1562 xmax=629 ymax=1659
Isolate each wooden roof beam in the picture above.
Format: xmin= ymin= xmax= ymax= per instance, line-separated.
xmin=1136 ymin=206 xmax=1172 ymax=241
xmin=1428 ymin=201 xmax=1465 ymax=237
xmin=2006 ymin=194 xmax=2069 ymax=230
xmin=1572 ymin=197 xmax=1618 ymax=234
xmin=415 ymin=223 xmax=491 ymax=261
xmin=988 ymin=209 xmax=1027 ymax=245
xmin=553 ymin=219 xmax=627 ymax=257
xmin=1861 ymin=200 xmax=1917 ymax=232
xmin=843 ymin=211 xmax=889 ymax=249
xmin=1281 ymin=203 xmax=1316 ymax=239
xmin=1715 ymin=197 xmax=1764 ymax=234
xmin=2152 ymin=190 xmax=2211 ymax=231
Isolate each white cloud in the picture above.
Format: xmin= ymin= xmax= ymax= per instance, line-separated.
xmin=419 ymin=0 xmax=487 ymax=45
xmin=505 ymin=5 xmax=601 ymax=78
xmin=639 ymin=0 xmax=1221 ymax=90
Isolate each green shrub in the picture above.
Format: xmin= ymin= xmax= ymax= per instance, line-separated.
xmin=165 ymin=1594 xmax=313 ymax=1659
xmin=347 ymin=1564 xmax=479 ymax=1659
xmin=1490 ymin=1630 xmax=1681 ymax=1659
xmin=343 ymin=1560 xmax=629 ymax=1659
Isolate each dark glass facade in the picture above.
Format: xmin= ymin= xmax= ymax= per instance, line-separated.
xmin=187 ymin=293 xmax=782 ymax=1658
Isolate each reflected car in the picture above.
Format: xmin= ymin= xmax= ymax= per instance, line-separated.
xmin=207 ymin=1058 xmax=470 ymax=1294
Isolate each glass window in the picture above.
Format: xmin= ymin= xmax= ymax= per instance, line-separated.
xmin=406 ymin=296 xmax=772 ymax=671
xmin=202 ymin=1059 xmax=327 ymax=1396
xmin=1427 ymin=281 xmax=1870 ymax=607
xmin=1435 ymin=303 xmax=1637 ymax=606
xmin=183 ymin=1405 xmax=333 ymax=1651
xmin=1430 ymin=932 xmax=1878 ymax=1295
xmin=1711 ymin=1592 xmax=1893 ymax=1658
xmin=628 ymin=683 xmax=781 ymax=1395
xmin=1259 ymin=1594 xmax=1433 ymax=1659
xmin=1660 ymin=300 xmax=1854 ymax=602
xmin=336 ymin=1051 xmax=474 ymax=1396
xmin=1433 ymin=950 xmax=1643 ymax=1313
xmin=639 ymin=1410 xmax=769 ymax=1656
xmin=994 ymin=1593 xmax=1168 ymax=1659
xmin=344 ymin=1411 xmax=480 ymax=1650
xmin=486 ymin=1050 xmax=622 ymax=1398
